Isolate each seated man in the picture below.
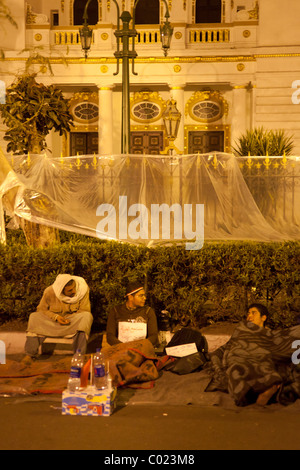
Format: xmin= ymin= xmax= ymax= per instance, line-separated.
xmin=24 ymin=274 xmax=93 ymax=359
xmin=106 ymin=281 xmax=158 ymax=346
xmin=206 ymin=303 xmax=300 ymax=407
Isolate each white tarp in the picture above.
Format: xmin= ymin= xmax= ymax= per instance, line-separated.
xmin=1 ymin=152 xmax=299 ymax=247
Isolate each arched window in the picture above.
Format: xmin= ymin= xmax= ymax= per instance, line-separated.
xmin=134 ymin=0 xmax=159 ymax=25
xmin=195 ymin=0 xmax=222 ymax=23
xmin=73 ymin=0 xmax=98 ymax=25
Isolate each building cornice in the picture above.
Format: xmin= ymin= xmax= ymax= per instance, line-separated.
xmin=4 ymin=52 xmax=300 ymax=65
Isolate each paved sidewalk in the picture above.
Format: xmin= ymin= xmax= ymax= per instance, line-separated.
xmin=0 ymin=323 xmax=235 ymax=357
xmin=1 ymin=323 xmax=300 ymax=451
xmin=1 ymin=393 xmax=300 ymax=450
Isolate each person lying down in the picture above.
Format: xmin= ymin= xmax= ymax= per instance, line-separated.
xmin=206 ymin=303 xmax=300 ymax=407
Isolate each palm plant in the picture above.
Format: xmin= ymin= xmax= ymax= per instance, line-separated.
xmin=233 ymin=127 xmax=294 ymax=156
xmin=233 ymin=127 xmax=295 ymax=226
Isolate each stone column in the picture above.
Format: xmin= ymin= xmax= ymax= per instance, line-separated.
xmin=250 ymin=82 xmax=257 ymax=130
xmin=98 ymin=86 xmax=113 ymax=155
xmin=169 ymin=85 xmax=185 ymax=154
xmin=231 ymin=85 xmax=248 ymax=150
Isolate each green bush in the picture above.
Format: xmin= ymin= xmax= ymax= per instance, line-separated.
xmin=0 ymin=230 xmax=299 ymax=330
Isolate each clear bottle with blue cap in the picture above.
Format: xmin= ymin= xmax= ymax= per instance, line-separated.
xmin=94 ymin=348 xmax=108 ymax=390
xmin=68 ymin=349 xmax=84 ymax=392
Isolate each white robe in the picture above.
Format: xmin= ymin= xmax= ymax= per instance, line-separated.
xmin=26 ymin=274 xmax=93 ymax=338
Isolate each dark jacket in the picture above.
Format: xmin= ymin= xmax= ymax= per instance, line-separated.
xmin=106 ymin=302 xmax=158 ymax=346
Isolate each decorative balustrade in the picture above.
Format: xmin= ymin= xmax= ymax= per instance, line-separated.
xmin=54 ymin=30 xmax=80 ymax=45
xmin=135 ymin=29 xmax=161 ymax=45
xmin=52 ymin=26 xmax=230 ymax=48
xmin=27 ymin=23 xmax=254 ymax=50
xmin=54 ymin=29 xmax=95 ymax=46
xmin=188 ymin=27 xmax=230 ymax=44
xmin=53 ymin=27 xmax=161 ymax=47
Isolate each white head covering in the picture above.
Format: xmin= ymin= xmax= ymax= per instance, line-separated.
xmin=52 ymin=274 xmax=88 ymax=304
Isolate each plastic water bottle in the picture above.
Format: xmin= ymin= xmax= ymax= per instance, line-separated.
xmin=68 ymin=349 xmax=84 ymax=392
xmin=94 ymin=348 xmax=107 ymax=390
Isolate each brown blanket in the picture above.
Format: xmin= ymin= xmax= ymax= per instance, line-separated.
xmin=89 ymin=339 xmax=162 ymax=389
xmin=0 ymin=357 xmax=71 ymax=395
xmin=0 ymin=339 xmax=162 ymax=395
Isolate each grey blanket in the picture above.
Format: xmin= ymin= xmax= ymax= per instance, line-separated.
xmin=206 ymin=321 xmax=300 ymax=406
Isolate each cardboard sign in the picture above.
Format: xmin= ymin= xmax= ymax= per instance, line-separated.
xmin=118 ymin=321 xmax=147 ymax=343
xmin=165 ymin=342 xmax=198 ymax=357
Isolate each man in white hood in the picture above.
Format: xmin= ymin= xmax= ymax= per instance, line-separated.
xmin=24 ymin=274 xmax=93 ymax=359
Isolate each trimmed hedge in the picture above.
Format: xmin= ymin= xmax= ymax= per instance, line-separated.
xmin=0 ymin=230 xmax=299 ymax=330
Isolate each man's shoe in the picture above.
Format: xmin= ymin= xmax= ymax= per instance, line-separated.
xmin=21 ymin=355 xmax=36 ymax=365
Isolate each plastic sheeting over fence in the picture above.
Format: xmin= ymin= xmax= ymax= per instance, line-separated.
xmin=0 ymin=152 xmax=300 ymax=247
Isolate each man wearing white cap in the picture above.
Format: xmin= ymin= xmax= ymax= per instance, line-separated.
xmin=24 ymin=274 xmax=93 ymax=359
xmin=106 ymin=281 xmax=158 ymax=346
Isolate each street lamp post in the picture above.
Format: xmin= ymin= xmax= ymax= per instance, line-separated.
xmin=112 ymin=2 xmax=137 ymax=155
xmin=79 ymin=0 xmax=93 ymax=59
xmin=80 ymin=0 xmax=173 ymax=154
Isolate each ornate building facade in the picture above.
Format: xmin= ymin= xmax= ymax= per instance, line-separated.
xmin=1 ymin=0 xmax=300 ymax=156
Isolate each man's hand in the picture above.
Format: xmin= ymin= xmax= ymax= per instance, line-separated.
xmin=56 ymin=315 xmax=70 ymax=325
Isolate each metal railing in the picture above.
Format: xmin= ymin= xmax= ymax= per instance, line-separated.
xmin=7 ymin=154 xmax=300 ymax=239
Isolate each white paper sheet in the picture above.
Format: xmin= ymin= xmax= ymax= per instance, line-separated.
xmin=165 ymin=342 xmax=198 ymax=357
xmin=118 ymin=321 xmax=147 ymax=343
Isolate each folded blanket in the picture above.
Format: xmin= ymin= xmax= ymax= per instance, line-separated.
xmin=95 ymin=339 xmax=161 ymax=389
